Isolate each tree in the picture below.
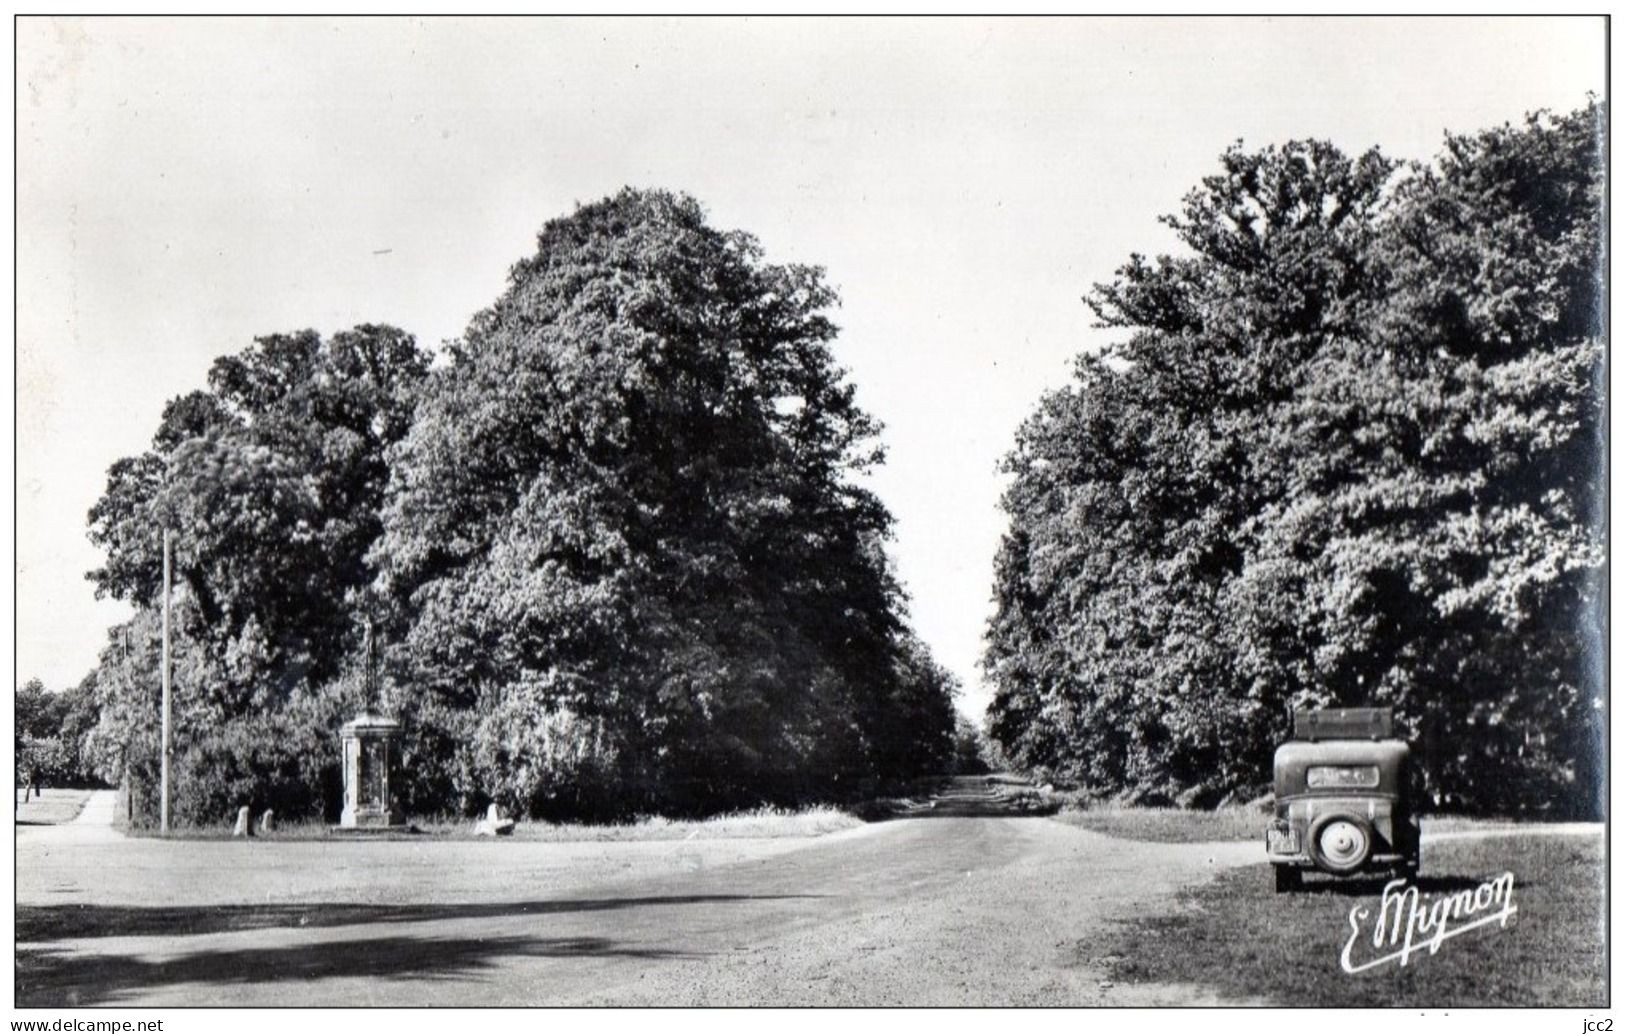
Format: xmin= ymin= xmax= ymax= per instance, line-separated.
xmin=985 ymin=105 xmax=1604 ymax=814
xmin=949 ymin=713 xmax=992 ymax=776
xmin=85 ymin=326 xmax=431 ymax=824
xmin=15 ymin=678 xmax=59 ymax=741
xmin=1293 ymin=105 xmax=1606 ymax=813
xmin=376 ymin=189 xmax=955 ymax=818
xmin=14 ymin=677 xmax=106 ymax=793
xmin=16 ymin=678 xmax=58 ymax=797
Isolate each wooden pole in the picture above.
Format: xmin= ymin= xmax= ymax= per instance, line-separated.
xmin=160 ymin=528 xmax=172 ymax=835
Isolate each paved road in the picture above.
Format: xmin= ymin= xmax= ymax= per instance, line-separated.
xmin=15 ymin=787 xmax=1601 ymax=1007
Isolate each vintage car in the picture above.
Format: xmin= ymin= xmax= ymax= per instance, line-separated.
xmin=1265 ymin=707 xmax=1420 ymax=892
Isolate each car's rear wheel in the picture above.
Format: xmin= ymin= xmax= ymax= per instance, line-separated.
xmin=1307 ymin=814 xmax=1375 ymax=875
xmin=1274 ymin=865 xmax=1302 ymax=893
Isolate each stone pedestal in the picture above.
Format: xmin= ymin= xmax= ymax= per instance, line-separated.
xmin=339 ymin=712 xmax=402 ymax=829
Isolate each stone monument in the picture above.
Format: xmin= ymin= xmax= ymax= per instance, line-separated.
xmin=338 ymin=618 xmax=404 ymax=830
xmin=339 ymin=711 xmax=402 ymax=828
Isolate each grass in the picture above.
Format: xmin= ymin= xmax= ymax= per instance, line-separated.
xmin=485 ymin=804 xmax=862 ymax=841
xmin=14 ymin=788 xmax=92 ymax=826
xmin=124 ymin=804 xmax=864 ymax=842
xmin=1053 ymin=803 xmax=1596 ymax=846
xmin=1077 ymin=834 xmax=1605 ymax=1006
xmin=142 ymin=817 xmax=346 ymax=840
xmin=1053 ymin=803 xmax=1264 ymax=843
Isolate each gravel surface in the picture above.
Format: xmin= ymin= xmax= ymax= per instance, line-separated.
xmin=17 ymin=787 xmax=1262 ymax=1006
xmin=18 ymin=793 xmax=826 ymax=910
xmin=20 ymin=788 xmax=1600 ymax=1006
xmin=573 ymin=813 xmax=1261 ymax=1006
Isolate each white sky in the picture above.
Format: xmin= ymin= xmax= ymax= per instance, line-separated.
xmin=15 ymin=16 xmax=1606 ymax=718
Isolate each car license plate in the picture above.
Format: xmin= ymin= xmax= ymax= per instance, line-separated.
xmin=1267 ymin=829 xmax=1299 ymax=854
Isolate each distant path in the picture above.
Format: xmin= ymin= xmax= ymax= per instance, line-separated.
xmin=14 ymin=788 xmax=96 ymax=828
xmin=16 ymin=789 xmax=122 ymax=842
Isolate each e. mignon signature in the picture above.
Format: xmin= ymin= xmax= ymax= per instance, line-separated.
xmin=1341 ymin=873 xmax=1517 ymax=974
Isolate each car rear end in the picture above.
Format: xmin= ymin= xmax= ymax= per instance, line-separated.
xmin=1265 ymin=708 xmax=1419 ymax=890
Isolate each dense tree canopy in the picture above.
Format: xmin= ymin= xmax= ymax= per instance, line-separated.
xmin=15 ymin=676 xmax=109 ymax=789
xmin=985 ymin=105 xmax=1604 ymax=815
xmin=83 ymin=191 xmax=956 ymax=826
xmin=376 ymin=189 xmax=955 ymax=818
xmin=85 ymin=326 xmax=432 ymax=822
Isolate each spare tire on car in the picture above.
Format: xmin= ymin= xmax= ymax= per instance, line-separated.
xmin=1307 ymin=813 xmax=1375 ymax=875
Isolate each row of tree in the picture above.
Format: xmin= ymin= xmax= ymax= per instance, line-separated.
xmin=83 ymin=190 xmax=959 ymax=825
xmin=15 ymin=677 xmax=103 ymax=791
xmin=67 ymin=106 xmax=1601 ymax=824
xmin=984 ymin=104 xmax=1605 ymax=816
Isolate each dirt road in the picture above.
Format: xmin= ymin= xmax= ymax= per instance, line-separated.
xmin=17 ymin=785 xmax=1260 ymax=1006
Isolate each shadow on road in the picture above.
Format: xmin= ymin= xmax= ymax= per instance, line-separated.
xmin=17 ymin=893 xmax=825 ymax=941
xmin=17 ymin=931 xmax=697 ymax=1006
xmin=17 ymin=893 xmax=831 ymax=1005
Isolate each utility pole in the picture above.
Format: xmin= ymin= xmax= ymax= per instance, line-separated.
xmin=160 ymin=528 xmax=173 ymax=835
